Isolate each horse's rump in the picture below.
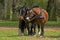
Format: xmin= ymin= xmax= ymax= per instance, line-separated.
xmin=42 ymin=9 xmax=48 ymax=23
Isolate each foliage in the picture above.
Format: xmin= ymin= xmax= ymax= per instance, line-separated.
xmin=0 ymin=0 xmax=60 ymax=21
xmin=46 ymin=21 xmax=60 ymax=26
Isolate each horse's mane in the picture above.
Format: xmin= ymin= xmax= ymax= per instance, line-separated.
xmin=19 ymin=5 xmax=32 ymax=15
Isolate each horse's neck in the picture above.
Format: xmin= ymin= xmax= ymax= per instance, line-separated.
xmin=33 ymin=8 xmax=42 ymax=15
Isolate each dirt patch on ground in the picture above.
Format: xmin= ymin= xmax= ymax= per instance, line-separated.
xmin=0 ymin=27 xmax=60 ymax=31
xmin=0 ymin=27 xmax=18 ymax=30
xmin=0 ymin=26 xmax=60 ymax=31
xmin=45 ymin=27 xmax=60 ymax=31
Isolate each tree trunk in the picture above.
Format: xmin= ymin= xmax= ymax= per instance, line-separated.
xmin=46 ymin=0 xmax=57 ymax=21
xmin=7 ymin=0 xmax=13 ymax=20
xmin=4 ymin=0 xmax=7 ymax=20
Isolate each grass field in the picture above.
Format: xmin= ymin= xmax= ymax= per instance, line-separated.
xmin=0 ymin=27 xmax=60 ymax=40
xmin=0 ymin=21 xmax=60 ymax=27
xmin=0 ymin=21 xmax=60 ymax=40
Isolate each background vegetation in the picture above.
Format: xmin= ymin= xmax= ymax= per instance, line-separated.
xmin=0 ymin=0 xmax=60 ymax=27
xmin=0 ymin=0 xmax=60 ymax=21
xmin=0 ymin=0 xmax=60 ymax=40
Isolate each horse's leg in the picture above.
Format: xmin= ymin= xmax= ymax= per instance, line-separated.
xmin=28 ymin=23 xmax=32 ymax=35
xmin=26 ymin=23 xmax=31 ymax=35
xmin=30 ymin=23 xmax=34 ymax=35
xmin=30 ymin=24 xmax=33 ymax=35
xmin=40 ymin=24 xmax=44 ymax=37
xmin=18 ymin=20 xmax=25 ymax=36
xmin=27 ymin=26 xmax=30 ymax=35
xmin=37 ymin=24 xmax=40 ymax=35
xmin=30 ymin=23 xmax=36 ymax=35
xmin=24 ymin=22 xmax=29 ymax=36
xmin=33 ymin=23 xmax=36 ymax=35
xmin=21 ymin=20 xmax=25 ymax=33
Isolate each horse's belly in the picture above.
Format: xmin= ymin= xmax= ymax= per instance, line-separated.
xmin=35 ymin=18 xmax=46 ymax=24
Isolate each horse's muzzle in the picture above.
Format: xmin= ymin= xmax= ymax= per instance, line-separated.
xmin=26 ymin=17 xmax=31 ymax=21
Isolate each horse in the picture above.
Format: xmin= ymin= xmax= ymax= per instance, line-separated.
xmin=16 ymin=5 xmax=30 ymax=35
xmin=16 ymin=5 xmax=34 ymax=35
xmin=25 ymin=6 xmax=48 ymax=37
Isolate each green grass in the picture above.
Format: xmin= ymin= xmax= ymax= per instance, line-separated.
xmin=0 ymin=21 xmax=60 ymax=27
xmin=0 ymin=30 xmax=60 ymax=37
xmin=0 ymin=21 xmax=19 ymax=27
xmin=45 ymin=31 xmax=60 ymax=37
xmin=0 ymin=29 xmax=60 ymax=40
xmin=0 ymin=37 xmax=19 ymax=40
xmin=46 ymin=21 xmax=60 ymax=26
xmin=0 ymin=30 xmax=18 ymax=36
xmin=0 ymin=29 xmax=18 ymax=40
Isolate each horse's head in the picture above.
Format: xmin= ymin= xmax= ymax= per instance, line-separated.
xmin=25 ymin=6 xmax=43 ymax=22
xmin=25 ymin=9 xmax=36 ymax=22
xmin=16 ymin=5 xmax=31 ymax=20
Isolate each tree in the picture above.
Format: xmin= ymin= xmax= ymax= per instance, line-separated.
xmin=4 ymin=0 xmax=7 ymax=20
xmin=0 ymin=0 xmax=4 ymax=20
xmin=56 ymin=0 xmax=60 ymax=17
xmin=46 ymin=0 xmax=57 ymax=21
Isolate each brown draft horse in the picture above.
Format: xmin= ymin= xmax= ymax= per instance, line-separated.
xmin=25 ymin=6 xmax=48 ymax=37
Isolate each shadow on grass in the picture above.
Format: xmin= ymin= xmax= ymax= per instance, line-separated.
xmin=0 ymin=35 xmax=19 ymax=37
xmin=45 ymin=36 xmax=60 ymax=38
xmin=0 ymin=35 xmax=60 ymax=38
xmin=0 ymin=35 xmax=29 ymax=37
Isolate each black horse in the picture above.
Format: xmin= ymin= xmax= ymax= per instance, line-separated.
xmin=16 ymin=5 xmax=33 ymax=35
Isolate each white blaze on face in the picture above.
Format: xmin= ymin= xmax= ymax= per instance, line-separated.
xmin=26 ymin=17 xmax=29 ymax=20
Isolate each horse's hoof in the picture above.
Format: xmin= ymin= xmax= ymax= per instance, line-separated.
xmin=40 ymin=35 xmax=44 ymax=37
xmin=24 ymin=33 xmax=28 ymax=36
xmin=18 ymin=33 xmax=24 ymax=36
xmin=40 ymin=36 xmax=43 ymax=37
xmin=33 ymin=35 xmax=36 ymax=37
